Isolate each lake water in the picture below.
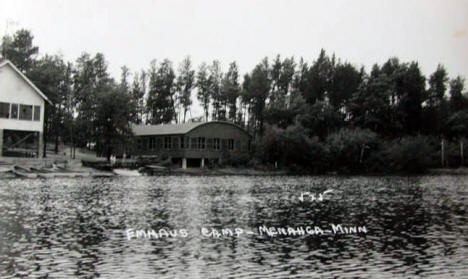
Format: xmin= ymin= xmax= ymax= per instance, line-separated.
xmin=0 ymin=175 xmax=467 ymax=278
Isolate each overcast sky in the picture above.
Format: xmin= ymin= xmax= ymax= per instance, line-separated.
xmin=1 ymin=0 xmax=467 ymax=90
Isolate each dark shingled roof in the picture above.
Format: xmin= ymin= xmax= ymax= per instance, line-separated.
xmin=132 ymin=121 xmax=251 ymax=137
xmin=132 ymin=122 xmax=205 ymax=136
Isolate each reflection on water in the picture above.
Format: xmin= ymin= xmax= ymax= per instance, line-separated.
xmin=0 ymin=175 xmax=467 ymax=278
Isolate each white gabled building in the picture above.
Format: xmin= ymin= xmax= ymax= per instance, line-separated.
xmin=0 ymin=59 xmax=51 ymax=157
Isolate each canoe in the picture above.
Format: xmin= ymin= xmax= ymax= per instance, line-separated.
xmin=0 ymin=166 xmax=13 ymax=173
xmin=91 ymin=172 xmax=115 ymax=178
xmin=12 ymin=170 xmax=38 ymax=179
xmin=37 ymin=173 xmax=56 ymax=178
xmin=14 ymin=165 xmax=31 ymax=172
xmin=141 ymin=165 xmax=170 ymax=175
xmin=30 ymin=167 xmax=54 ymax=173
xmin=146 ymin=165 xmax=168 ymax=170
xmin=112 ymin=168 xmax=141 ymax=176
xmin=36 ymin=172 xmax=91 ymax=178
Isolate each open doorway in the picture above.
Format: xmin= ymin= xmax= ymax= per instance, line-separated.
xmin=2 ymin=129 xmax=39 ymax=157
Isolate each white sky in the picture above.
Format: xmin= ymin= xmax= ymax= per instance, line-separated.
xmin=1 ymin=0 xmax=467 ymax=116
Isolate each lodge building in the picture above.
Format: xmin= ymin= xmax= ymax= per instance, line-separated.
xmin=132 ymin=121 xmax=251 ymax=168
xmin=0 ymin=60 xmax=51 ymax=157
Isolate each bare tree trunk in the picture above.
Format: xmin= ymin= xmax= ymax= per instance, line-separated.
xmin=461 ymin=139 xmax=464 ymax=167
xmin=441 ymin=138 xmax=445 ymax=167
xmin=43 ymin=106 xmax=47 ymax=158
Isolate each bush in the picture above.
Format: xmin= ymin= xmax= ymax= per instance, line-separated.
xmin=385 ymin=136 xmax=435 ymax=173
xmin=222 ymin=153 xmax=251 ymax=167
xmin=250 ymin=124 xmax=330 ymax=173
xmin=444 ymin=139 xmax=468 ymax=167
xmin=326 ymin=128 xmax=380 ymax=173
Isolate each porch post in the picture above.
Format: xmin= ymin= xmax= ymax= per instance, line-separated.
xmin=182 ymin=157 xmax=187 ymax=169
xmin=0 ymin=129 xmax=3 ymax=157
xmin=201 ymin=157 xmax=205 ymax=168
xmin=38 ymin=131 xmax=44 ymax=158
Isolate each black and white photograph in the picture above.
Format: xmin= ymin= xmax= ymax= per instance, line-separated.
xmin=0 ymin=0 xmax=467 ymax=278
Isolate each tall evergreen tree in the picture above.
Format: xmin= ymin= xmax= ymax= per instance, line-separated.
xmin=328 ymin=61 xmax=362 ymax=112
xmin=196 ymin=62 xmax=212 ymax=122
xmin=120 ymin=65 xmax=130 ymax=92
xmin=1 ymin=29 xmax=38 ymax=73
xmin=241 ymin=73 xmax=254 ymax=130
xmin=95 ymin=83 xmax=134 ymax=160
xmin=268 ymin=55 xmax=295 ymax=109
xmin=29 ymin=54 xmax=70 ymax=153
xmin=73 ymin=52 xmax=97 ymax=147
xmin=247 ymin=58 xmax=271 ymax=136
xmin=146 ymin=59 xmax=176 ymax=124
xmin=348 ymin=66 xmax=396 ymax=135
xmin=209 ymin=60 xmax=223 ymax=120
xmin=397 ymin=62 xmax=427 ymax=134
xmin=423 ymin=65 xmax=449 ymax=135
xmin=221 ymin=61 xmax=240 ymax=122
xmin=130 ymin=70 xmax=146 ymax=124
xmin=303 ymin=49 xmax=333 ymax=104
xmin=449 ymin=76 xmax=467 ymax=112
xmin=176 ymin=56 xmax=195 ymax=123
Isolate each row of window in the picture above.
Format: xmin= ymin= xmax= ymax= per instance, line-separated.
xmin=0 ymin=102 xmax=41 ymax=121
xmin=138 ymin=137 xmax=242 ymax=151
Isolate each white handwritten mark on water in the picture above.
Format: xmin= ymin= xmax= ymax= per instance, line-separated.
xmin=299 ymin=189 xmax=333 ymax=202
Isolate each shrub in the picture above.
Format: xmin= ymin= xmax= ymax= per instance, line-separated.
xmin=326 ymin=128 xmax=380 ymax=173
xmin=385 ymin=136 xmax=435 ymax=173
xmin=222 ymin=153 xmax=251 ymax=167
xmin=252 ymin=124 xmax=330 ymax=173
xmin=280 ymin=132 xmax=329 ymax=173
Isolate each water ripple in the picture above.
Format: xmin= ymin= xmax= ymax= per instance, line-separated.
xmin=0 ymin=175 xmax=467 ymax=278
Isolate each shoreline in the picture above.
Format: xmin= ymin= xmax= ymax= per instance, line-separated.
xmin=1 ymin=156 xmax=468 ymax=178
xmin=0 ymin=156 xmax=468 ymax=179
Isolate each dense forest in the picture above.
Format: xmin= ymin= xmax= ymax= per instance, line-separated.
xmin=1 ymin=29 xmax=467 ymax=173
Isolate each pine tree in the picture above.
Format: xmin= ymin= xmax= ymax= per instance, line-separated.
xmin=146 ymin=59 xmax=176 ymax=124
xmin=1 ymin=29 xmax=38 ymax=73
xmin=221 ymin=61 xmax=240 ymax=122
xmin=209 ymin=60 xmax=222 ymax=120
xmin=176 ymin=56 xmax=195 ymax=123
xmin=196 ymin=62 xmax=212 ymax=122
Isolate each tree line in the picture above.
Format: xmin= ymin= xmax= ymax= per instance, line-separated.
xmin=1 ymin=29 xmax=467 ymax=172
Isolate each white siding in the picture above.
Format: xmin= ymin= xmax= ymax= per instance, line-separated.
xmin=0 ymin=64 xmax=45 ymax=132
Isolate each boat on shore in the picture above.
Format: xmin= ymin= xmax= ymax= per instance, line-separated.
xmin=112 ymin=168 xmax=142 ymax=176
xmin=12 ymin=170 xmax=38 ymax=178
xmin=82 ymin=159 xmax=137 ymax=171
xmin=6 ymin=164 xmax=113 ymax=179
xmin=139 ymin=165 xmax=170 ymax=175
xmin=0 ymin=166 xmax=13 ymax=173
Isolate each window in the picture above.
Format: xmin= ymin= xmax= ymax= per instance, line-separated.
xmin=19 ymin=104 xmax=33 ymax=120
xmin=180 ymin=136 xmax=185 ymax=148
xmin=172 ymin=137 xmax=179 ymax=149
xmin=164 ymin=137 xmax=171 ymax=149
xmin=137 ymin=138 xmax=145 ymax=150
xmin=157 ymin=138 xmax=163 ymax=149
xmin=190 ymin=137 xmax=197 ymax=149
xmin=0 ymin=102 xmax=9 ymax=118
xmin=221 ymin=139 xmax=227 ymax=150
xmin=150 ymin=138 xmax=157 ymax=149
xmin=207 ymin=138 xmax=213 ymax=149
xmin=33 ymin=106 xmax=40 ymax=121
xmin=228 ymin=139 xmax=234 ymax=150
xmin=198 ymin=137 xmax=205 ymax=149
xmin=11 ymin=104 xmax=18 ymax=119
xmin=214 ymin=138 xmax=220 ymax=150
xmin=235 ymin=140 xmax=241 ymax=151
